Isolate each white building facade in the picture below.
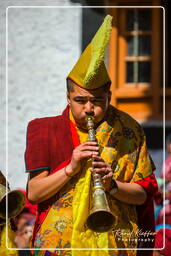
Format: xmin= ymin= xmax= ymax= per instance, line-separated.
xmin=0 ymin=0 xmax=82 ymax=189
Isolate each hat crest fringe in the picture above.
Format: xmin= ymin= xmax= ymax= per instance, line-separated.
xmin=67 ymin=14 xmax=113 ymax=89
xmin=84 ymin=15 xmax=113 ymax=86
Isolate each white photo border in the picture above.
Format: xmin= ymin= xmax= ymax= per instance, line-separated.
xmin=5 ymin=4 xmax=165 ymax=252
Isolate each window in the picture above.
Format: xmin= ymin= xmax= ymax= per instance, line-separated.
xmin=125 ymin=9 xmax=151 ymax=84
xmin=108 ymin=3 xmax=164 ymax=122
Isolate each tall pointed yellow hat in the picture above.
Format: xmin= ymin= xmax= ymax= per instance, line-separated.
xmin=67 ymin=15 xmax=113 ymax=89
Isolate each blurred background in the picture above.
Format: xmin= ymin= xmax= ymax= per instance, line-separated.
xmin=0 ymin=0 xmax=170 ymax=190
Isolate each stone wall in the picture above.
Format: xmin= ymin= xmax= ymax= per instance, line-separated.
xmin=0 ymin=0 xmax=81 ymax=189
xmin=0 ymin=1 xmax=163 ymax=190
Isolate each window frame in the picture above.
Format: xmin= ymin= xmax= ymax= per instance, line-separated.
xmin=108 ymin=2 xmax=163 ymax=121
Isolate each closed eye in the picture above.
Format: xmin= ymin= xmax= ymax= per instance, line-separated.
xmin=74 ymin=98 xmax=87 ymax=104
xmin=73 ymin=96 xmax=105 ymax=104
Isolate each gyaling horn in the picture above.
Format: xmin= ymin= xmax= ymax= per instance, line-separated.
xmin=0 ymin=171 xmax=25 ymax=225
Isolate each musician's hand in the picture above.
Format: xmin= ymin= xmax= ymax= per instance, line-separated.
xmin=91 ymin=155 xmax=113 ymax=191
xmin=66 ymin=142 xmax=99 ymax=177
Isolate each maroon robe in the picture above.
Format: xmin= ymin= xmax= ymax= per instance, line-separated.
xmin=25 ymin=106 xmax=157 ymax=254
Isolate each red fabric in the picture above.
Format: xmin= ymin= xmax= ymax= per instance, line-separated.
xmin=135 ymin=173 xmax=158 ymax=198
xmin=31 ymin=116 xmax=81 ymax=243
xmin=19 ymin=189 xmax=37 ymax=215
xmin=135 ymin=173 xmax=158 ymax=255
xmin=25 ymin=106 xmax=75 ymax=243
xmin=25 ymin=105 xmax=157 ymax=252
xmin=25 ymin=105 xmax=74 ymax=172
xmin=32 ymin=159 xmax=71 ymax=243
xmin=49 ymin=158 xmax=71 ymax=175
xmin=69 ymin=119 xmax=80 ymax=148
xmin=154 ymin=228 xmax=171 ymax=256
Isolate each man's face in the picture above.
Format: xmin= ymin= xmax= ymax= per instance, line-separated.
xmin=67 ymin=84 xmax=111 ymax=130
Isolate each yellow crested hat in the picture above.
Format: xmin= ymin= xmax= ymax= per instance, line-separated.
xmin=67 ymin=15 xmax=113 ymax=89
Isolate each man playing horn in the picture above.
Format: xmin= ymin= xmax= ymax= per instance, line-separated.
xmin=25 ymin=15 xmax=158 ymax=256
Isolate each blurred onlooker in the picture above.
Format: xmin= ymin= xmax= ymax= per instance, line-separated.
xmin=154 ymin=178 xmax=163 ymax=220
xmin=15 ymin=223 xmax=33 ymax=249
xmin=0 ymin=170 xmax=20 ymax=255
xmin=15 ymin=189 xmax=37 ymax=230
xmin=154 ymin=134 xmax=171 ymax=228
xmin=161 ymin=134 xmax=171 ymax=184
xmin=153 ymin=228 xmax=171 ymax=256
xmin=14 ymin=189 xmax=37 ymax=251
xmin=155 ymin=182 xmax=171 ymax=229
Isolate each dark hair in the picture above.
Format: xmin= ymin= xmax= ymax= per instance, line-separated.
xmin=66 ymin=78 xmax=75 ymax=92
xmin=66 ymin=78 xmax=111 ymax=93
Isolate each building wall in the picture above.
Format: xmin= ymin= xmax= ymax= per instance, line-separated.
xmin=0 ymin=0 xmax=81 ymax=189
xmin=0 ymin=1 xmax=164 ymax=190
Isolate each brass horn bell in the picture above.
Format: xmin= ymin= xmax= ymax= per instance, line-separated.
xmin=86 ymin=116 xmax=115 ymax=232
xmin=0 ymin=183 xmax=25 ymax=225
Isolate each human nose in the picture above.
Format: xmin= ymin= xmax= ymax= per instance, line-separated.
xmin=84 ymin=101 xmax=94 ymax=115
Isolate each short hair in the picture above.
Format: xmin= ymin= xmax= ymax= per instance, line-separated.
xmin=66 ymin=78 xmax=111 ymax=93
xmin=66 ymin=78 xmax=75 ymax=92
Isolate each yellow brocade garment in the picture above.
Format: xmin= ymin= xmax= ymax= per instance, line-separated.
xmin=34 ymin=106 xmax=153 ymax=256
xmin=0 ymin=224 xmax=18 ymax=256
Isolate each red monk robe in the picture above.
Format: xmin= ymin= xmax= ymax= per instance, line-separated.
xmin=25 ymin=106 xmax=158 ymax=256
